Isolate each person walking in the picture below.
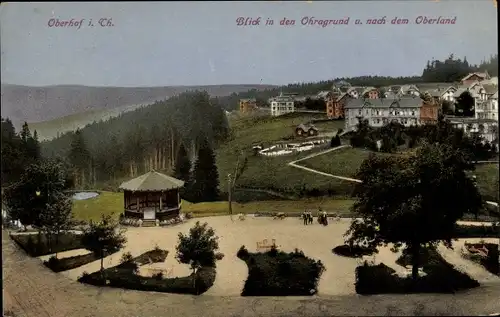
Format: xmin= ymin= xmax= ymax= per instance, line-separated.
xmin=303 ymin=211 xmax=307 ymax=225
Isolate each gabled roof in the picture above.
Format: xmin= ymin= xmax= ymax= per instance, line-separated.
xmin=296 ymin=123 xmax=318 ymax=131
xmin=119 ymin=171 xmax=184 ymax=191
xmin=461 ymin=71 xmax=490 ymax=81
xmin=317 ymin=91 xmax=330 ymax=98
xmin=483 ymin=84 xmax=498 ymax=95
xmin=453 ymin=87 xmax=469 ymax=98
xmin=361 ymin=87 xmax=377 ymax=96
xmin=336 ymin=92 xmax=349 ymax=101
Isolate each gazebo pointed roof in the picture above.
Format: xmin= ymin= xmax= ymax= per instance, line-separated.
xmin=119 ymin=170 xmax=184 ymax=192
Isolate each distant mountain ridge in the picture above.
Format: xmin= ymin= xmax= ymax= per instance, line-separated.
xmin=0 ymin=83 xmax=277 ymax=127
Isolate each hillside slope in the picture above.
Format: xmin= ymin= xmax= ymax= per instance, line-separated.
xmin=0 ymin=84 xmax=277 ymax=128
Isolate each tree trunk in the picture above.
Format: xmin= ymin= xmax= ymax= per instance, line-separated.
xmin=100 ymin=249 xmax=104 ymax=272
xmin=192 ymin=268 xmax=197 ymax=294
xmin=411 ymin=243 xmax=420 ymax=282
xmin=55 ymin=231 xmax=59 ymax=258
xmin=228 ymin=182 xmax=233 ymax=218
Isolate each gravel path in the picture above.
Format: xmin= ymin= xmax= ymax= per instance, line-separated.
xmin=4 ymin=228 xmax=500 ymax=316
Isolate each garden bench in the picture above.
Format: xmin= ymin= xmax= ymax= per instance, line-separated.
xmin=256 ymin=239 xmax=277 ymax=251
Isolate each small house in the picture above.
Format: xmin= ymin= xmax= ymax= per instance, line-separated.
xmin=295 ymin=124 xmax=319 ymax=137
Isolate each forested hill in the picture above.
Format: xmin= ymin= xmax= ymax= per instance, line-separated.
xmin=40 ymin=91 xmax=229 ymax=189
xmin=0 ymin=84 xmax=277 ymax=128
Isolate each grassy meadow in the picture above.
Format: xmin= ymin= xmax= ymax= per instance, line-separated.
xmin=470 ymin=163 xmax=499 ymax=202
xmin=298 ymin=147 xmax=499 ymax=203
xmin=216 ymin=113 xmax=349 ymax=198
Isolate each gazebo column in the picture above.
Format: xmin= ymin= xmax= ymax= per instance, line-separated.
xmin=159 ymin=193 xmax=162 ymax=210
xmin=136 ymin=197 xmax=140 ymax=211
xmin=177 ymin=190 xmax=180 ymax=205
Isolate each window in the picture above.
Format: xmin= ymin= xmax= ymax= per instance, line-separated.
xmin=288 ymin=107 xmax=293 ymax=111
xmin=411 ymin=110 xmax=415 ymax=116
xmin=358 ymin=110 xmax=362 ymax=115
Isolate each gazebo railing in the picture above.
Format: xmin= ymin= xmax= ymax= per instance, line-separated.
xmin=126 ymin=201 xmax=181 ymax=211
xmin=125 ymin=205 xmax=181 ymax=213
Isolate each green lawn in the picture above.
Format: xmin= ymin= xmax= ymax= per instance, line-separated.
xmin=299 ymin=147 xmax=499 ymax=203
xmin=470 ymin=163 xmax=499 ymax=202
xmin=71 ymin=191 xmax=354 ymax=222
xmin=216 ymin=113 xmax=349 ymax=198
xmin=299 ymin=147 xmax=395 ymax=178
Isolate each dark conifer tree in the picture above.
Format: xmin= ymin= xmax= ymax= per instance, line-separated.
xmin=174 ymin=142 xmax=191 ymax=182
xmin=190 ymin=138 xmax=220 ymax=202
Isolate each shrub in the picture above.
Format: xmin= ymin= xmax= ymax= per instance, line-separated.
xmin=455 ymin=224 xmax=499 ymax=238
xmin=119 ymin=251 xmax=139 ymax=273
xmin=237 ymin=245 xmax=249 ymax=259
xmin=215 ymin=252 xmax=225 ymax=260
xmin=332 ymin=244 xmax=376 ymax=258
xmin=10 ymin=232 xmax=84 ymax=257
xmin=239 ymin=246 xmax=325 ymax=296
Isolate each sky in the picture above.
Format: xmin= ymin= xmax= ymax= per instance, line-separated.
xmin=0 ymin=1 xmax=497 ymax=87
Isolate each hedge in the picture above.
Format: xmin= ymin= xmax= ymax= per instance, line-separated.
xmin=455 ymin=224 xmax=500 ymax=238
xmin=43 ymin=249 xmax=120 ymax=273
xmin=78 ymin=248 xmax=216 ymax=295
xmin=332 ymin=244 xmax=376 ymax=258
xmin=237 ymin=245 xmax=325 ymax=296
xmin=10 ymin=232 xmax=84 ymax=257
xmin=355 ymin=248 xmax=480 ymax=294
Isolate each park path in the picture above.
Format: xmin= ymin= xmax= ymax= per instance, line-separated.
xmin=288 ymin=145 xmax=362 ymax=183
xmin=288 ymin=145 xmax=499 ymax=209
xmin=3 ymin=229 xmax=500 ymax=316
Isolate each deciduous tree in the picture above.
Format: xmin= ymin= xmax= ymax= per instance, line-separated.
xmin=81 ymin=214 xmax=127 ymax=272
xmin=39 ymin=191 xmax=73 ymax=257
xmin=345 ymin=142 xmax=483 ymax=281
xmin=4 ymin=159 xmax=71 ymax=229
xmin=176 ymin=221 xmax=219 ymax=291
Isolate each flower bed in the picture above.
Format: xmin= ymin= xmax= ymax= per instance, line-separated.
xmin=10 ymin=232 xmax=84 ymax=257
xmin=78 ymin=248 xmax=216 ymax=295
xmin=355 ymin=248 xmax=480 ymax=294
xmin=44 ymin=249 xmax=119 ymax=272
xmin=461 ymin=242 xmax=499 ymax=276
xmin=237 ymin=245 xmax=325 ymax=296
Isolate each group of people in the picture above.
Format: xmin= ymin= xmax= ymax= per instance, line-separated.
xmin=301 ymin=211 xmax=314 ymax=225
xmin=301 ymin=209 xmax=329 ymax=226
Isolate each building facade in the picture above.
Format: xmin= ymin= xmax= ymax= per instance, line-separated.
xmin=326 ymin=92 xmax=349 ymax=119
xmin=420 ymin=100 xmax=440 ymax=124
xmin=239 ymin=98 xmax=258 ymax=114
xmin=270 ymin=94 xmax=295 ymax=116
xmin=344 ymin=97 xmax=425 ymax=131
xmin=448 ymin=117 xmax=498 ymax=144
xmin=476 ymin=90 xmax=498 ymax=121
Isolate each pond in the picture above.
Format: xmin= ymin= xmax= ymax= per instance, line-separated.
xmin=72 ymin=192 xmax=100 ymax=201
